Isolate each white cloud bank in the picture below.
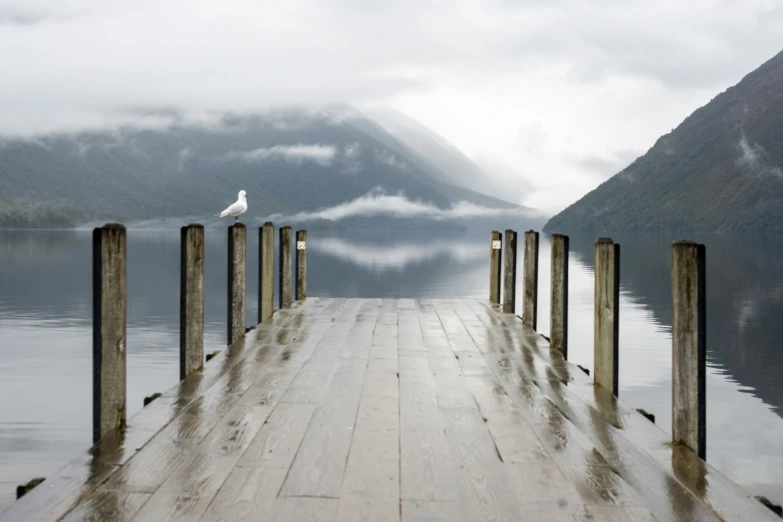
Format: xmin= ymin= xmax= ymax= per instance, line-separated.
xmin=226 ymin=144 xmax=337 ymax=166
xmin=262 ymin=188 xmax=537 ymax=223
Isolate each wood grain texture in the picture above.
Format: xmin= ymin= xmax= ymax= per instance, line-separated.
xmin=259 ymin=222 xmax=275 ymax=323
xmin=671 ymin=240 xmax=707 ymax=459
xmin=279 ymin=226 xmax=293 ymax=309
xmin=502 ymin=230 xmax=517 ymax=314
xmin=180 ymin=224 xmax=204 ymax=380
xmin=594 ymin=238 xmax=619 ymax=396
xmin=93 ymin=223 xmax=127 ymax=443
xmin=295 ymin=229 xmax=307 ymax=301
xmin=60 ymin=492 xmax=150 ymax=522
xmin=550 ymin=233 xmax=569 ymax=358
xmin=522 ymin=229 xmax=539 ymax=329
xmin=227 ymin=223 xmax=247 ymax=346
xmin=489 ymin=230 xmax=502 ymax=304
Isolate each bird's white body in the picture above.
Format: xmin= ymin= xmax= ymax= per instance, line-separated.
xmin=217 ymin=190 xmax=248 ymax=222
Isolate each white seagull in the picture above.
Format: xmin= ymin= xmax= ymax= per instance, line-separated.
xmin=216 ymin=190 xmax=248 ymax=222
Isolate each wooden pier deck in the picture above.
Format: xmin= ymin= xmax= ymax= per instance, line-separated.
xmin=1 ymin=298 xmax=777 ymax=521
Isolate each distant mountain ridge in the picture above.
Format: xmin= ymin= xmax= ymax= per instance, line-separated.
xmin=367 ymin=107 xmax=522 ymax=202
xmin=544 ymin=49 xmax=783 ymax=234
xmin=0 ymin=107 xmax=532 ymax=228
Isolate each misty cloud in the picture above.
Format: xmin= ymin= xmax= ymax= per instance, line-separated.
xmin=570 ymin=148 xmax=643 ymax=179
xmin=225 ymin=144 xmax=337 ymax=166
xmin=737 ymin=135 xmax=783 ymax=177
xmin=261 ymin=188 xmax=534 ymax=224
xmin=177 ymin=147 xmax=193 ymax=172
xmin=340 ymin=142 xmax=362 ymax=174
xmin=374 ymin=150 xmax=408 ymax=170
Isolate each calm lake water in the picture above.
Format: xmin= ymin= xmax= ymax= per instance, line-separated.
xmin=1 ymin=227 xmax=782 ymax=510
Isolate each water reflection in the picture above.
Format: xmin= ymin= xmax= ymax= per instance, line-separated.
xmin=310 ymin=236 xmax=486 ymax=272
xmin=0 ymin=229 xmax=782 ymax=509
xmin=563 ymin=232 xmax=783 ymax=500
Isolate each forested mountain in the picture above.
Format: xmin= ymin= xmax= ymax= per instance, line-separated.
xmin=544 ymin=49 xmax=783 ymax=234
xmin=0 ymin=107 xmax=529 ymax=228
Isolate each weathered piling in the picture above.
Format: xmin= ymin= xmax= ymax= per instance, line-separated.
xmin=550 ymin=233 xmax=569 ymax=358
xmin=92 ymin=223 xmax=127 ymax=443
xmin=227 ymin=224 xmax=246 ymax=345
xmin=502 ymin=229 xmax=518 ymax=314
xmin=594 ymin=237 xmax=620 ymax=397
xmin=259 ymin=222 xmax=275 ymax=323
xmin=296 ymin=230 xmax=307 ymax=301
xmin=16 ymin=478 xmax=45 ymax=500
xmin=489 ymin=231 xmax=502 ymax=304
xmin=279 ymin=226 xmax=293 ymax=308
xmin=671 ymin=240 xmax=706 ymax=459
xmin=522 ymin=230 xmax=539 ymax=329
xmin=180 ymin=224 xmax=204 ymax=379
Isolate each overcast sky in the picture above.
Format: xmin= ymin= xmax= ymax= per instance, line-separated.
xmin=2 ymin=0 xmax=783 ymax=213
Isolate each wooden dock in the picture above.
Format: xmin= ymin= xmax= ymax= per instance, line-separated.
xmin=2 ymin=224 xmax=780 ymax=521
xmin=1 ymin=297 xmax=777 ymax=521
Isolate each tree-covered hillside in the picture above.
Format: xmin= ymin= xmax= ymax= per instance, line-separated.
xmin=0 ymin=108 xmax=526 ymax=228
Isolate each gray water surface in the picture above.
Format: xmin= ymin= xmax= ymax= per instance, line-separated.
xmin=1 ymin=228 xmax=782 ymax=510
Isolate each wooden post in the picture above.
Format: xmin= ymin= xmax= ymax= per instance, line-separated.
xmin=594 ymin=237 xmax=619 ymax=397
xmin=502 ymin=229 xmax=517 ymax=314
xmin=92 ymin=223 xmax=127 ymax=443
xmin=259 ymin=222 xmax=275 ymax=323
xmin=279 ymin=226 xmax=293 ymax=308
xmin=523 ymin=230 xmax=539 ymax=329
xmin=296 ymin=230 xmax=307 ymax=300
xmin=227 ymin=223 xmax=246 ymax=345
xmin=489 ymin=231 xmax=502 ymax=304
xmin=671 ymin=240 xmax=706 ymax=459
xmin=180 ymin=224 xmax=204 ymax=380
xmin=550 ymin=233 xmax=569 ymax=358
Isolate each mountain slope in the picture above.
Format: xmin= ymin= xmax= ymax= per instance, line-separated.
xmin=544 ymin=49 xmax=783 ymax=234
xmin=0 ymin=108 xmax=527 ymax=227
xmin=366 ymin=107 xmax=515 ymax=201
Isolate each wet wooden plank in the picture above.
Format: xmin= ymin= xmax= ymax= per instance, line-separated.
xmin=18 ymin=299 xmax=339 ymax=522
xmin=443 ymin=409 xmax=544 ymax=520
xmin=462 ymin=300 xmax=728 ymax=521
xmin=59 ymin=492 xmax=150 ymax=522
xmin=572 ymin=505 xmax=660 ymax=521
xmin=400 ymin=500 xmax=463 ymax=522
xmin=0 ymin=300 xmax=329 ymax=522
xmin=340 ymin=393 xmax=399 ymax=503
xmin=133 ymin=307 xmax=350 ymax=521
xmin=280 ymin=359 xmax=366 ymax=497
xmin=399 ymin=354 xmax=460 ymax=502
xmin=368 ymin=356 xmax=399 ymax=374
xmin=2 ymin=298 xmax=775 ymax=522
xmin=339 ymin=392 xmax=399 ymax=521
xmin=269 ymin=497 xmax=339 ymax=522
xmin=197 ymin=467 xmax=288 ymax=521
xmin=336 ymin=495 xmax=398 ymax=522
xmin=237 ymin=402 xmax=316 ymax=468
xmin=198 ymin=403 xmax=317 ymax=522
xmin=474 ymin=298 xmax=779 ymax=520
xmin=485 ymin=412 xmax=551 ymax=464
